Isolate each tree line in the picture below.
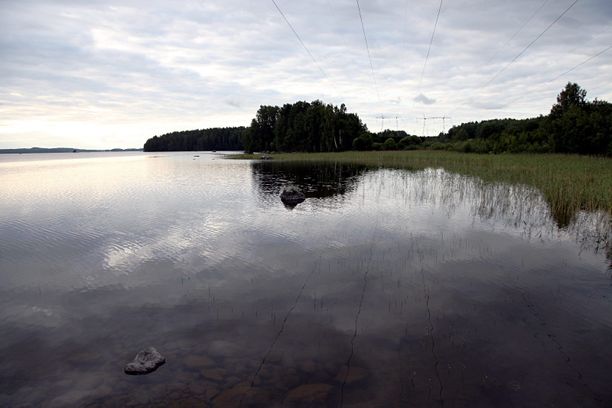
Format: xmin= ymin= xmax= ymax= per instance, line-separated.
xmin=143 ymin=83 xmax=610 ymax=156
xmin=143 ymin=127 xmax=246 ymax=152
xmin=437 ymin=83 xmax=611 ymax=155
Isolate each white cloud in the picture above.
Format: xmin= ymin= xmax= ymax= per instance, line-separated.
xmin=0 ymin=0 xmax=611 ymax=147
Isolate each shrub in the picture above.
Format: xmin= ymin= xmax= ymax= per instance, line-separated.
xmin=383 ymin=138 xmax=397 ymax=150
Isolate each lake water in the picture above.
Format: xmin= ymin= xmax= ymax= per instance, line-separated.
xmin=0 ymin=152 xmax=610 ymax=407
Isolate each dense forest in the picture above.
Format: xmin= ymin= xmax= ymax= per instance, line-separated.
xmin=143 ymin=83 xmax=610 ymax=156
xmin=143 ymin=127 xmax=245 ymax=152
xmin=352 ymin=129 xmax=423 ymax=151
xmin=243 ymin=101 xmax=367 ymax=153
xmin=436 ymin=83 xmax=611 ymax=155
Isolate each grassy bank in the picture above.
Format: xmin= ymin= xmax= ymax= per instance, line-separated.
xmin=229 ymin=151 xmax=612 ymax=226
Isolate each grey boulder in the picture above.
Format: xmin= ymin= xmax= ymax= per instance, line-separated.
xmin=124 ymin=347 xmax=165 ymax=375
xmin=280 ymin=186 xmax=306 ymax=205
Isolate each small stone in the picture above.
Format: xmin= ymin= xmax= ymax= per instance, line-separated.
xmin=205 ymin=387 xmax=220 ymax=401
xmin=208 ymin=340 xmax=241 ymax=358
xmin=334 ymin=365 xmax=368 ymax=385
xmin=285 ymin=383 xmax=333 ymax=405
xmin=124 ymin=347 xmax=165 ymax=375
xmin=176 ymin=370 xmax=195 ymax=383
xmin=212 ymin=382 xmax=273 ymax=407
xmin=508 ymin=380 xmax=521 ymax=391
xmin=224 ymin=376 xmax=241 ymax=387
xmin=184 ymin=355 xmax=215 ymax=369
xmin=203 ymin=368 xmax=226 ymax=382
xmin=93 ymin=385 xmax=112 ymax=397
xmin=212 ymin=383 xmax=250 ymax=407
xmin=300 ymin=360 xmax=317 ymax=373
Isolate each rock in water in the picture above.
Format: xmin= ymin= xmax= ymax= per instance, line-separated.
xmin=124 ymin=347 xmax=165 ymax=375
xmin=285 ymin=383 xmax=334 ymax=405
xmin=280 ymin=186 xmax=305 ymax=206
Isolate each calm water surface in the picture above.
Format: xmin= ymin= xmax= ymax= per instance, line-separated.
xmin=0 ymin=152 xmax=610 ymax=407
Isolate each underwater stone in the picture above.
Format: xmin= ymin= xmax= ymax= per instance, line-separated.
xmin=335 ymin=365 xmax=368 ymax=385
xmin=285 ymin=383 xmax=334 ymax=405
xmin=124 ymin=347 xmax=165 ymax=375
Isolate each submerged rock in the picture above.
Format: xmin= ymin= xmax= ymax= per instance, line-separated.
xmin=213 ymin=383 xmax=271 ymax=406
xmin=280 ymin=186 xmax=306 ymax=206
xmin=124 ymin=347 xmax=165 ymax=375
xmin=203 ymin=368 xmax=226 ymax=382
xmin=285 ymin=383 xmax=334 ymax=405
xmin=184 ymin=354 xmax=215 ymax=369
xmin=335 ymin=365 xmax=368 ymax=385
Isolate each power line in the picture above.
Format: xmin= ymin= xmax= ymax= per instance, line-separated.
xmin=355 ymin=0 xmax=380 ymax=101
xmin=418 ymin=0 xmax=443 ymax=90
xmin=485 ymin=0 xmax=550 ymax=65
xmin=499 ymin=44 xmax=612 ymax=108
xmin=552 ymin=44 xmax=612 ymax=81
xmin=271 ymin=0 xmax=327 ymax=78
xmin=484 ymin=0 xmax=579 ymax=87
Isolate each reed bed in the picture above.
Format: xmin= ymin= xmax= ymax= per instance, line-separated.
xmin=229 ymin=151 xmax=612 ymax=226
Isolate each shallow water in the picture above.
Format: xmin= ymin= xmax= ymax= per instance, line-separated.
xmin=0 ymin=152 xmax=610 ymax=407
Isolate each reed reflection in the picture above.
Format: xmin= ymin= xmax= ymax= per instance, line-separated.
xmin=250 ymin=163 xmax=610 ymax=257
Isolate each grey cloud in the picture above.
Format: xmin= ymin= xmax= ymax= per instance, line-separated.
xmin=225 ymin=99 xmax=242 ymax=109
xmin=414 ymin=93 xmax=436 ymax=105
xmin=0 ymin=0 xmax=610 ymax=148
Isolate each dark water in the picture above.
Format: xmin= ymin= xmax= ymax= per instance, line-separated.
xmin=0 ymin=152 xmax=610 ymax=407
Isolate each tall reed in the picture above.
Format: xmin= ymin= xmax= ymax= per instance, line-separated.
xmin=230 ymin=151 xmax=612 ymax=227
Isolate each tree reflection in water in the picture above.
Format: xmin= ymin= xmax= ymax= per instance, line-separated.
xmin=251 ymin=162 xmax=610 ymax=259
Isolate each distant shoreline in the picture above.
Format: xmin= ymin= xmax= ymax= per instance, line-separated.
xmin=0 ymin=148 xmax=143 ymax=154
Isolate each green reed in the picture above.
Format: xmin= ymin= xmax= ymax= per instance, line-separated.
xmin=228 ymin=151 xmax=612 ymax=227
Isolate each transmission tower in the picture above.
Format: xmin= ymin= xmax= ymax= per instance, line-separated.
xmin=416 ymin=116 xmax=451 ymax=136
xmin=376 ymin=114 xmax=385 ymax=131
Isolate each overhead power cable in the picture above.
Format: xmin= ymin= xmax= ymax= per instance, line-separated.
xmin=551 ymin=44 xmax=612 ymax=81
xmin=418 ymin=0 xmax=443 ymax=90
xmin=271 ymin=0 xmax=327 ymax=78
xmin=484 ymin=0 xmax=579 ymax=87
xmin=499 ymin=44 xmax=612 ymax=108
xmin=485 ymin=0 xmax=550 ymax=65
xmin=355 ymin=0 xmax=380 ymax=101
xmin=450 ymin=39 xmax=611 ymax=119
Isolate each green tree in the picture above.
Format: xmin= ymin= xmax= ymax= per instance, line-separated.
xmin=550 ymin=82 xmax=587 ymax=118
xmin=352 ymin=133 xmax=373 ymax=150
xmin=399 ymin=135 xmax=421 ymax=149
xmin=245 ymin=101 xmax=367 ymax=153
xmin=383 ymin=138 xmax=397 ymax=150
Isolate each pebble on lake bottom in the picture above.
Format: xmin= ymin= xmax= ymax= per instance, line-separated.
xmin=124 ymin=347 xmax=166 ymax=375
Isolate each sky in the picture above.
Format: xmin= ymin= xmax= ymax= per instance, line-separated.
xmin=0 ymin=0 xmax=611 ymax=149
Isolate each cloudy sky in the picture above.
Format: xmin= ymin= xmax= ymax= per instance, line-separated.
xmin=1 ymin=0 xmax=611 ymax=148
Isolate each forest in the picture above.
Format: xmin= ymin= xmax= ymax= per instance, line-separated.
xmin=243 ymin=101 xmax=366 ymax=153
xmin=143 ymin=127 xmax=246 ymax=152
xmin=143 ymin=83 xmax=610 ymax=156
xmin=437 ymin=83 xmax=612 ymax=155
